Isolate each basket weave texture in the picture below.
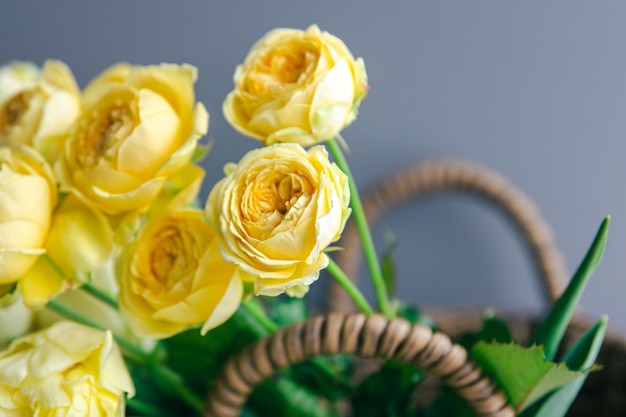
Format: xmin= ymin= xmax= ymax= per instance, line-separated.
xmin=204 ymin=158 xmax=626 ymax=416
xmin=204 ymin=313 xmax=514 ymax=417
xmin=331 ymin=158 xmax=626 ymax=416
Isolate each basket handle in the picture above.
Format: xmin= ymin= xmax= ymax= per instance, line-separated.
xmin=330 ymin=158 xmax=568 ymax=312
xmin=204 ymin=313 xmax=515 ymax=417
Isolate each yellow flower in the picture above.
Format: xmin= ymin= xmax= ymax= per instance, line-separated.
xmin=205 ymin=143 xmax=351 ymax=296
xmin=118 ymin=210 xmax=243 ymax=338
xmin=223 ymin=24 xmax=368 ymax=146
xmin=0 ymin=145 xmax=56 ymax=286
xmin=36 ymin=260 xmax=139 ymax=346
xmin=57 ymin=63 xmax=209 ymax=215
xmin=0 ymin=60 xmax=81 ymax=162
xmin=19 ymin=195 xmax=114 ymax=310
xmin=0 ymin=321 xmax=134 ymax=417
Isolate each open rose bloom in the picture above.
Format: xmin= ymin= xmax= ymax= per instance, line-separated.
xmin=205 ymin=143 xmax=351 ymax=297
xmin=0 ymin=60 xmax=81 ymax=162
xmin=0 ymin=321 xmax=134 ymax=417
xmin=57 ymin=63 xmax=209 ymax=216
xmin=118 ymin=210 xmax=243 ymax=339
xmin=0 ymin=24 xmax=380 ymax=417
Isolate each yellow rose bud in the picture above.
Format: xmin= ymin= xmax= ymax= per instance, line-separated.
xmin=0 ymin=145 xmax=56 ymax=285
xmin=205 ymin=143 xmax=351 ymax=296
xmin=118 ymin=210 xmax=243 ymax=338
xmin=19 ymin=195 xmax=115 ymax=310
xmin=58 ymin=63 xmax=209 ymax=215
xmin=0 ymin=60 xmax=81 ymax=161
xmin=0 ymin=321 xmax=134 ymax=416
xmin=223 ymin=24 xmax=368 ymax=146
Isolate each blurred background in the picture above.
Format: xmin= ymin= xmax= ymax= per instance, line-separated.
xmin=1 ymin=2 xmax=624 ymax=329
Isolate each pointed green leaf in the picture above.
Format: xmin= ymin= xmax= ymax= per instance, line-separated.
xmin=519 ymin=316 xmax=608 ymax=417
xmin=472 ymin=342 xmax=591 ymax=412
xmin=529 ymin=216 xmax=609 ymax=360
xmin=562 ymin=315 xmax=608 ymax=370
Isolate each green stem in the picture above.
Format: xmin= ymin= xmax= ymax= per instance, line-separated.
xmin=81 ymin=282 xmax=119 ymax=310
xmin=47 ymin=300 xmax=149 ymax=363
xmin=149 ymin=362 xmax=205 ymax=414
xmin=326 ymin=258 xmax=373 ymax=315
xmin=126 ymin=397 xmax=169 ymax=417
xmin=242 ymin=299 xmax=278 ymax=332
xmin=326 ymin=139 xmax=391 ymax=317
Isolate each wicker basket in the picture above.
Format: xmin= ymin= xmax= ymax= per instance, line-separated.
xmin=329 ymin=158 xmax=626 ymax=416
xmin=204 ymin=159 xmax=626 ymax=416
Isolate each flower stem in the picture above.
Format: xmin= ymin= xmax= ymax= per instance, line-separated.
xmin=242 ymin=299 xmax=278 ymax=333
xmin=149 ymin=362 xmax=205 ymax=414
xmin=80 ymin=282 xmax=119 ymax=310
xmin=326 ymin=258 xmax=373 ymax=315
xmin=126 ymin=397 xmax=169 ymax=417
xmin=46 ymin=300 xmax=148 ymax=363
xmin=326 ymin=138 xmax=391 ymax=317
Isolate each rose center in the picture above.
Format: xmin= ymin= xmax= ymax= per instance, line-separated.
xmin=150 ymin=228 xmax=192 ymax=286
xmin=245 ymin=172 xmax=314 ymax=236
xmin=0 ymin=91 xmax=33 ymax=135
xmin=249 ymin=43 xmax=318 ymax=94
xmin=77 ymin=102 xmax=135 ymax=168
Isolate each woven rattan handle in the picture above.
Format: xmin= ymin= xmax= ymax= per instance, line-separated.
xmin=330 ymin=158 xmax=568 ymax=312
xmin=204 ymin=313 xmax=515 ymax=417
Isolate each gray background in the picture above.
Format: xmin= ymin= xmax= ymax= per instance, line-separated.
xmin=1 ymin=2 xmax=624 ymax=330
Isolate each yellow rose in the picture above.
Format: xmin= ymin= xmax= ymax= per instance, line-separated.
xmin=19 ymin=195 xmax=114 ymax=310
xmin=223 ymin=24 xmax=368 ymax=146
xmin=0 ymin=321 xmax=134 ymax=416
xmin=0 ymin=145 xmax=56 ymax=286
xmin=0 ymin=60 xmax=81 ymax=161
xmin=58 ymin=63 xmax=209 ymax=215
xmin=36 ymin=260 xmax=140 ymax=346
xmin=205 ymin=143 xmax=351 ymax=296
xmin=118 ymin=210 xmax=243 ymax=338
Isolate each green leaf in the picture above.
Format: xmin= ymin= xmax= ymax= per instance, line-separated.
xmin=459 ymin=310 xmax=513 ymax=351
xmin=249 ymin=376 xmax=334 ymax=417
xmin=289 ymin=356 xmax=353 ymax=400
xmin=161 ymin=308 xmax=264 ymax=394
xmin=127 ymin=362 xmax=189 ymax=416
xmin=562 ymin=315 xmax=608 ymax=370
xmin=472 ymin=342 xmax=591 ymax=413
xmin=529 ymin=216 xmax=610 ymax=361
xmin=395 ymin=303 xmax=437 ymax=330
xmin=422 ymin=386 xmax=475 ymax=417
xmin=352 ymin=360 xmax=427 ymax=417
xmin=265 ymin=295 xmax=308 ymax=327
xmin=519 ymin=316 xmax=608 ymax=417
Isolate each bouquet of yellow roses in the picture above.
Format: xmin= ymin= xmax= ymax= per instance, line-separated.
xmin=0 ymin=25 xmax=611 ymax=417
